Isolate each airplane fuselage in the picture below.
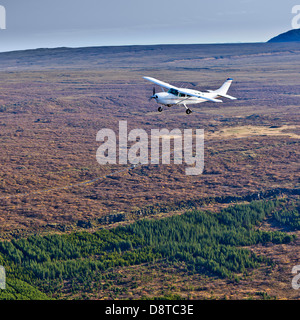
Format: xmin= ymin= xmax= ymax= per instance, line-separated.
xmin=154 ymin=88 xmax=219 ymax=106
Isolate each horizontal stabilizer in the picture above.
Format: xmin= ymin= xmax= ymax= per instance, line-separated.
xmin=218 ymin=93 xmax=237 ymax=100
xmin=202 ymin=97 xmax=223 ymax=103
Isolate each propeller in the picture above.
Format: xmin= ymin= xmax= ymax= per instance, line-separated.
xmin=149 ymin=87 xmax=158 ymax=101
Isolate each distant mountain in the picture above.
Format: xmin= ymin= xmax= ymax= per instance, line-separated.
xmin=268 ymin=29 xmax=300 ymax=43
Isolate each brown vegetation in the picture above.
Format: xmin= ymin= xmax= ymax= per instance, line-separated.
xmin=0 ymin=43 xmax=299 ymax=235
xmin=0 ymin=43 xmax=299 ymax=299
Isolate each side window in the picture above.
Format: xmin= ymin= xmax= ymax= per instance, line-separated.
xmin=168 ymin=88 xmax=179 ymax=96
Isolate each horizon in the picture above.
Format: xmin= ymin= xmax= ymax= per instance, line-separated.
xmin=0 ymin=38 xmax=289 ymax=55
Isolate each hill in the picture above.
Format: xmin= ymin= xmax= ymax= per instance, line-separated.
xmin=1 ymin=42 xmax=300 ymax=70
xmin=268 ymin=29 xmax=300 ymax=42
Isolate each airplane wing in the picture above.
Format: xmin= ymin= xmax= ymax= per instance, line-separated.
xmin=143 ymin=77 xmax=177 ymax=90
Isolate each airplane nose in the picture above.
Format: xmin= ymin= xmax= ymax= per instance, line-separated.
xmin=149 ymin=87 xmax=159 ymax=101
xmin=149 ymin=94 xmax=158 ymax=101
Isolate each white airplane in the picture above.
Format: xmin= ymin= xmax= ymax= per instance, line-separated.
xmin=143 ymin=76 xmax=237 ymax=114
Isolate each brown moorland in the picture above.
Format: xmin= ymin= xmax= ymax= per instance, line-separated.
xmin=0 ymin=43 xmax=299 ymax=235
xmin=0 ymin=42 xmax=299 ymax=299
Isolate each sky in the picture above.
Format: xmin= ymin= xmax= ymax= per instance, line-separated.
xmin=0 ymin=0 xmax=298 ymax=52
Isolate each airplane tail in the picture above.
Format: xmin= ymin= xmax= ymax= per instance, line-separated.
xmin=214 ymin=78 xmax=237 ymax=100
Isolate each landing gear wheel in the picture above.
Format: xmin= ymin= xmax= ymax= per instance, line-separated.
xmin=186 ymin=108 xmax=192 ymax=115
xmin=158 ymin=106 xmax=163 ymax=112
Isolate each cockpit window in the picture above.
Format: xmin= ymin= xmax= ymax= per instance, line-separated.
xmin=168 ymin=88 xmax=179 ymax=96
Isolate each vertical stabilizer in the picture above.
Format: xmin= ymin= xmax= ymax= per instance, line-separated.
xmin=215 ymin=78 xmax=237 ymax=100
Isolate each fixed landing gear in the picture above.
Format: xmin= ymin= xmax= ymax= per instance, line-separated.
xmin=183 ymin=103 xmax=192 ymax=115
xmin=158 ymin=106 xmax=163 ymax=112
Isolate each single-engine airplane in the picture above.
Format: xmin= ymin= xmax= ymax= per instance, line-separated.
xmin=143 ymin=76 xmax=237 ymax=114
